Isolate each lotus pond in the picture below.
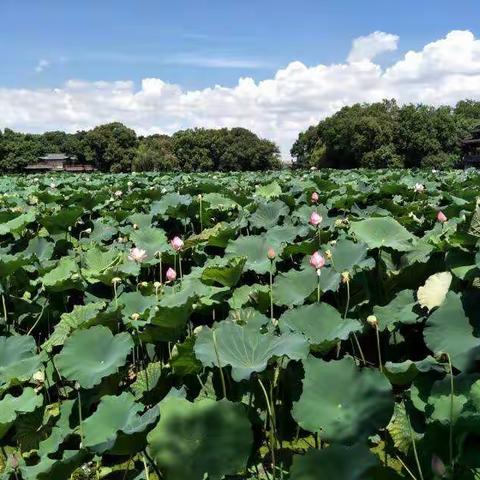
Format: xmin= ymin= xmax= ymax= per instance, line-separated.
xmin=1 ymin=169 xmax=480 ymax=480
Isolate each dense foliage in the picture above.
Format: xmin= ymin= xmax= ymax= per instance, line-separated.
xmin=0 ymin=125 xmax=281 ymax=173
xmin=291 ymin=99 xmax=480 ymax=169
xmin=1 ymin=170 xmax=480 ymax=479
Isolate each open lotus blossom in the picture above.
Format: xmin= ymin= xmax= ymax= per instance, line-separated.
xmin=309 ymin=251 xmax=325 ymax=270
xmin=311 ymin=192 xmax=319 ymax=203
xmin=128 ymin=247 xmax=147 ymax=262
xmin=170 ymin=236 xmax=184 ymax=251
xmin=267 ymin=247 xmax=276 ymax=260
xmin=414 ymin=183 xmax=425 ymax=193
xmin=437 ymin=211 xmax=447 ymax=223
xmin=166 ymin=267 xmax=177 ymax=282
xmin=309 ymin=211 xmax=323 ymax=226
xmin=114 ymin=190 xmax=123 ymax=197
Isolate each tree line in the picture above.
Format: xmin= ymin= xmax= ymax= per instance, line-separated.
xmin=1 ymin=99 xmax=479 ymax=172
xmin=0 ymin=125 xmax=281 ymax=173
xmin=291 ymin=99 xmax=480 ymax=169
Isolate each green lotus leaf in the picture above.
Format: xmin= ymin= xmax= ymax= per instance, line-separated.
xmin=83 ymin=392 xmax=159 ymax=451
xmin=249 ymin=200 xmax=289 ymax=230
xmin=25 ymin=237 xmax=54 ymax=262
xmin=55 ymin=326 xmax=133 ymax=388
xmin=0 ymin=209 xmax=36 ymax=236
xmin=42 ymin=302 xmax=106 ymax=352
xmin=38 ymin=400 xmax=75 ymax=456
xmin=292 ymin=356 xmax=394 ymax=444
xmin=82 ymin=246 xmax=123 ymax=283
xmin=386 ymin=402 xmax=423 ymax=455
xmin=0 ymin=387 xmax=43 ymax=427
xmin=194 ymin=320 xmax=309 ymax=382
xmin=383 ymin=356 xmax=440 ymax=385
xmin=279 ymin=303 xmax=362 ymax=352
xmin=119 ymin=291 xmax=157 ymax=325
xmin=131 ymin=361 xmax=164 ymax=399
xmin=272 ymin=268 xmax=317 ymax=306
xmin=127 ymin=212 xmax=154 ymax=229
xmin=255 ymin=181 xmax=282 ymax=199
xmin=130 ymin=226 xmax=168 ymax=259
xmin=290 ymin=444 xmax=379 ymax=480
xmin=150 ymin=193 xmax=191 ymax=216
xmin=350 ymin=217 xmax=416 ymax=251
xmin=201 ymin=256 xmax=246 ymax=287
xmin=170 ymin=337 xmax=202 ymax=377
xmin=202 ymin=192 xmax=238 ymax=211
xmin=424 ymin=292 xmax=480 ymax=372
xmin=225 ymin=234 xmax=281 ymax=274
xmin=330 ymin=239 xmax=375 ymax=273
xmin=41 ymin=257 xmax=81 ymax=291
xmin=373 ymin=290 xmax=419 ymax=332
xmin=0 ymin=335 xmax=42 ymax=385
xmin=20 ymin=449 xmax=87 ymax=480
xmin=228 ymin=283 xmax=270 ymax=310
xmin=0 ymin=253 xmax=30 ymax=277
xmin=147 ymin=398 xmax=252 ymax=480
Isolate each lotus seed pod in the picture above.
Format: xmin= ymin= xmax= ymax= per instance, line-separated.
xmin=367 ymin=315 xmax=378 ymax=327
xmin=131 ymin=313 xmax=140 ymax=321
xmin=112 ymin=277 xmax=121 ymax=284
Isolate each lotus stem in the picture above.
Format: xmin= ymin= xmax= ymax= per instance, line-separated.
xmin=2 ymin=294 xmax=7 ymax=332
xmin=269 ymin=261 xmax=274 ymax=323
xmin=258 ymin=377 xmax=277 ymax=480
xmin=199 ymin=194 xmax=203 ymax=231
xmin=142 ymin=453 xmax=150 ymax=480
xmin=375 ymin=324 xmax=383 ymax=373
xmin=316 ymin=272 xmax=321 ymax=303
xmin=408 ymin=414 xmax=424 ymax=480
xmin=317 ymin=226 xmax=321 ymax=248
xmin=212 ymin=330 xmax=227 ymax=399
xmin=395 ymin=454 xmax=418 ymax=480
xmin=77 ymin=387 xmax=84 ymax=448
xmin=179 ymin=253 xmax=183 ymax=280
xmin=446 ymin=352 xmax=454 ymax=470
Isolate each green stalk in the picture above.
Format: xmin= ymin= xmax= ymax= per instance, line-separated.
xmin=375 ymin=325 xmax=383 ymax=373
xmin=408 ymin=415 xmax=424 ymax=480
xmin=269 ymin=261 xmax=274 ymax=322
xmin=446 ymin=353 xmax=455 ymax=470
xmin=2 ymin=294 xmax=7 ymax=332
xmin=212 ymin=330 xmax=227 ymax=399
xmin=258 ymin=377 xmax=276 ymax=480
xmin=199 ymin=194 xmax=203 ymax=231
xmin=77 ymin=388 xmax=84 ymax=448
xmin=142 ymin=453 xmax=150 ymax=480
xmin=316 ymin=272 xmax=321 ymax=303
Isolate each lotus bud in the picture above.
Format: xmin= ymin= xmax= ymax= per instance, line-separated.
xmin=431 ymin=454 xmax=446 ymax=477
xmin=367 ymin=315 xmax=378 ymax=327
xmin=112 ymin=277 xmax=121 ymax=284
xmin=341 ymin=271 xmax=350 ymax=284
xmin=133 ymin=223 xmax=139 ymax=230
xmin=9 ymin=454 xmax=19 ymax=469
xmin=170 ymin=236 xmax=184 ymax=252
xmin=437 ymin=211 xmax=447 ymax=223
xmin=114 ymin=190 xmax=123 ymax=197
xmin=325 ymin=249 xmax=332 ymax=260
xmin=128 ymin=247 xmax=147 ymax=262
xmin=166 ymin=267 xmax=177 ymax=282
xmin=153 ymin=281 xmax=162 ymax=289
xmin=139 ymin=281 xmax=148 ymax=288
xmin=131 ymin=313 xmax=140 ymax=321
xmin=23 ymin=291 xmax=31 ymax=300
xmin=309 ymin=211 xmax=323 ymax=226
xmin=309 ymin=251 xmax=325 ymax=271
xmin=267 ymin=247 xmax=276 ymax=260
xmin=32 ymin=370 xmax=45 ymax=383
xmin=311 ymin=192 xmax=319 ymax=203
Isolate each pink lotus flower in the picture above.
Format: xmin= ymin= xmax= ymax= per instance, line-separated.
xmin=437 ymin=211 xmax=447 ymax=223
xmin=170 ymin=236 xmax=184 ymax=252
xmin=267 ymin=247 xmax=276 ymax=260
xmin=128 ymin=247 xmax=147 ymax=262
xmin=166 ymin=267 xmax=177 ymax=282
xmin=309 ymin=251 xmax=325 ymax=270
xmin=311 ymin=192 xmax=319 ymax=203
xmin=309 ymin=211 xmax=323 ymax=226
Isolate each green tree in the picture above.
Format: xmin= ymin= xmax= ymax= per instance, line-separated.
xmin=84 ymin=122 xmax=138 ymax=172
xmin=133 ymin=135 xmax=178 ymax=172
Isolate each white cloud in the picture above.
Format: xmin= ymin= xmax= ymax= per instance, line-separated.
xmin=3 ymin=30 xmax=480 ymax=159
xmin=35 ymin=59 xmax=51 ymax=73
xmin=347 ymin=31 xmax=399 ymax=63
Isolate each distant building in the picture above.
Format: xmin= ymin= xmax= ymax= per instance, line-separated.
xmin=461 ymin=125 xmax=480 ymax=168
xmin=25 ymin=153 xmax=96 ymax=172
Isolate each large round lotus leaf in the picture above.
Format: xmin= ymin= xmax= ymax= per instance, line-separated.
xmin=0 ymin=335 xmax=41 ymax=385
xmin=249 ymin=200 xmax=289 ymax=230
xmin=255 ymin=181 xmax=281 ymax=199
xmin=55 ymin=326 xmax=133 ymax=388
xmin=20 ymin=449 xmax=87 ymax=480
xmin=0 ymin=387 xmax=43 ymax=426
xmin=350 ymin=217 xmax=415 ymax=251
xmin=373 ymin=290 xmax=419 ymax=332
xmin=147 ymin=398 xmax=252 ymax=480
xmin=82 ymin=247 xmax=123 ymax=284
xmin=272 ymin=268 xmax=317 ymax=306
xmin=279 ymin=303 xmax=362 ymax=352
xmin=292 ymin=357 xmax=394 ymax=444
xmin=130 ymin=226 xmax=168 ymax=259
xmin=150 ymin=193 xmax=192 ymax=216
xmin=201 ymin=256 xmax=246 ymax=287
xmin=194 ymin=320 xmax=308 ymax=382
xmin=83 ymin=392 xmax=159 ymax=451
xmin=41 ymin=257 xmax=81 ymax=291
xmin=290 ymin=444 xmax=379 ymax=480
xmin=424 ymin=292 xmax=480 ymax=372
xmin=330 ymin=239 xmax=375 ymax=273
xmin=0 ymin=210 xmax=36 ymax=236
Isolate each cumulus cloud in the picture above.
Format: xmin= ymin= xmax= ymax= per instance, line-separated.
xmin=3 ymin=30 xmax=480 ymax=159
xmin=347 ymin=31 xmax=399 ymax=63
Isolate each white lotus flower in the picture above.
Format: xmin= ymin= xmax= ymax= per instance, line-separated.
xmin=417 ymin=272 xmax=452 ymax=311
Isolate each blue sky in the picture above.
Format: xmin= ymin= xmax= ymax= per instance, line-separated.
xmin=2 ymin=0 xmax=479 ymax=90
